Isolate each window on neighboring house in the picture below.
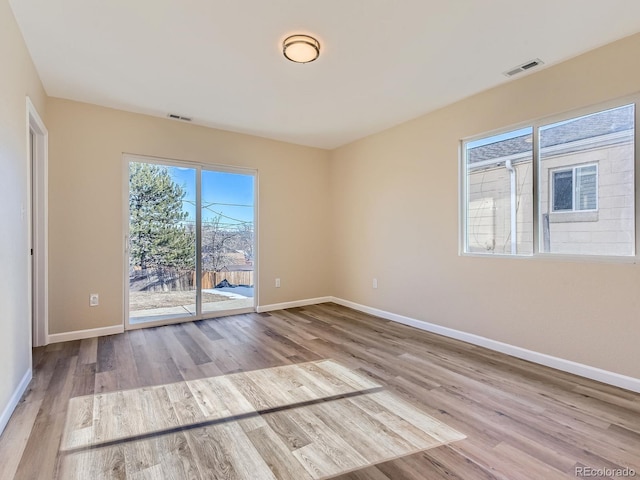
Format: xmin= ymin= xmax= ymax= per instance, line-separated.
xmin=461 ymin=101 xmax=635 ymax=258
xmin=552 ymin=164 xmax=598 ymax=212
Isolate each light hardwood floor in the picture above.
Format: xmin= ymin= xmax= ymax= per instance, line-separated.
xmin=1 ymin=303 xmax=639 ymax=479
xmin=59 ymin=360 xmax=464 ymax=479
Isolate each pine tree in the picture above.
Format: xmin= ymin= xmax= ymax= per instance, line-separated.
xmin=129 ymin=163 xmax=194 ymax=283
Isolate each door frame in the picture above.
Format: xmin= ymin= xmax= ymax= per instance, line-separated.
xmin=122 ymin=153 xmax=259 ymax=330
xmin=26 ymin=97 xmax=49 ymax=347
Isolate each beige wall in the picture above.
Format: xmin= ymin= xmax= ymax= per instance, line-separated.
xmin=0 ymin=0 xmax=47 ymax=423
xmin=47 ymin=98 xmax=331 ymax=334
xmin=330 ymin=33 xmax=640 ymax=379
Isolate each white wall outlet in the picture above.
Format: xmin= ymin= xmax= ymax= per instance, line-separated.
xmin=275 ymin=278 xmax=281 ymax=288
xmin=89 ymin=293 xmax=99 ymax=307
xmin=373 ymin=278 xmax=378 ymax=289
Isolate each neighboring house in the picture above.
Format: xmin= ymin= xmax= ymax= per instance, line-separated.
xmin=466 ymin=105 xmax=634 ymax=256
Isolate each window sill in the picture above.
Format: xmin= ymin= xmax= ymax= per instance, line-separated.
xmin=460 ymin=251 xmax=637 ymax=264
xmin=548 ymin=211 xmax=598 ymax=223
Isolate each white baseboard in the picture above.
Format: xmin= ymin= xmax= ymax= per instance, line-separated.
xmin=331 ymin=297 xmax=640 ymax=393
xmin=47 ymin=324 xmax=124 ymax=344
xmin=257 ymin=297 xmax=332 ymax=313
xmin=0 ymin=369 xmax=32 ymax=436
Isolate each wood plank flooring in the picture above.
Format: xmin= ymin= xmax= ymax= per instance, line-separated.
xmin=1 ymin=302 xmax=639 ymax=479
xmin=59 ymin=360 xmax=464 ymax=479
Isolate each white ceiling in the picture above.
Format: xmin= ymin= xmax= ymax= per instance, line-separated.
xmin=9 ymin=0 xmax=640 ymax=149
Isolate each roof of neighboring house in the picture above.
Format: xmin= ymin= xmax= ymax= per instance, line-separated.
xmin=468 ymin=105 xmax=634 ymax=165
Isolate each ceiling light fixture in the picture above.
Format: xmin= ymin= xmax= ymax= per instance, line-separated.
xmin=283 ymin=34 xmax=320 ymax=63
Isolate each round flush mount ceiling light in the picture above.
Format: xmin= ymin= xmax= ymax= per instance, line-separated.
xmin=283 ymin=34 xmax=320 ymax=63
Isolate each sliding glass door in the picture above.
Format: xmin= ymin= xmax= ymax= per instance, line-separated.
xmin=125 ymin=156 xmax=256 ymax=328
xmin=201 ymin=170 xmax=255 ymax=315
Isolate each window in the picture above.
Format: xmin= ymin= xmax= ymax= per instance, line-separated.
xmin=539 ymin=104 xmax=634 ymax=256
xmin=552 ymin=164 xmax=598 ymax=212
xmin=462 ymin=101 xmax=635 ymax=258
xmin=463 ymin=127 xmax=533 ymax=255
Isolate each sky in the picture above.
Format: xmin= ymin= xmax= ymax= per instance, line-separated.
xmin=169 ymin=166 xmax=255 ymax=225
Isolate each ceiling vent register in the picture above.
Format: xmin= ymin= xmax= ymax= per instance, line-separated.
xmin=503 ymin=58 xmax=544 ymax=77
xmin=167 ymin=113 xmax=192 ymax=122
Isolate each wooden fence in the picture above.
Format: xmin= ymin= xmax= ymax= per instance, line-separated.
xmin=131 ymin=269 xmax=253 ymax=292
xmin=198 ymin=271 xmax=254 ymax=289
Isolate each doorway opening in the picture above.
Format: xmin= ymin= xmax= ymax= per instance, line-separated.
xmin=124 ymin=155 xmax=256 ymax=328
xmin=27 ymin=98 xmax=48 ymax=348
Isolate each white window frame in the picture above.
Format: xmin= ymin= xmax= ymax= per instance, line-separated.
xmin=460 ymin=95 xmax=639 ymax=262
xmin=460 ymin=126 xmax=534 ymax=257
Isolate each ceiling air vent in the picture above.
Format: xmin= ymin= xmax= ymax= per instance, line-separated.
xmin=503 ymin=58 xmax=544 ymax=77
xmin=167 ymin=113 xmax=192 ymax=122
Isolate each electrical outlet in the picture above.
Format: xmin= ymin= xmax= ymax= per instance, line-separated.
xmin=275 ymin=278 xmax=281 ymax=288
xmin=373 ymin=278 xmax=378 ymax=289
xmin=90 ymin=293 xmax=99 ymax=307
